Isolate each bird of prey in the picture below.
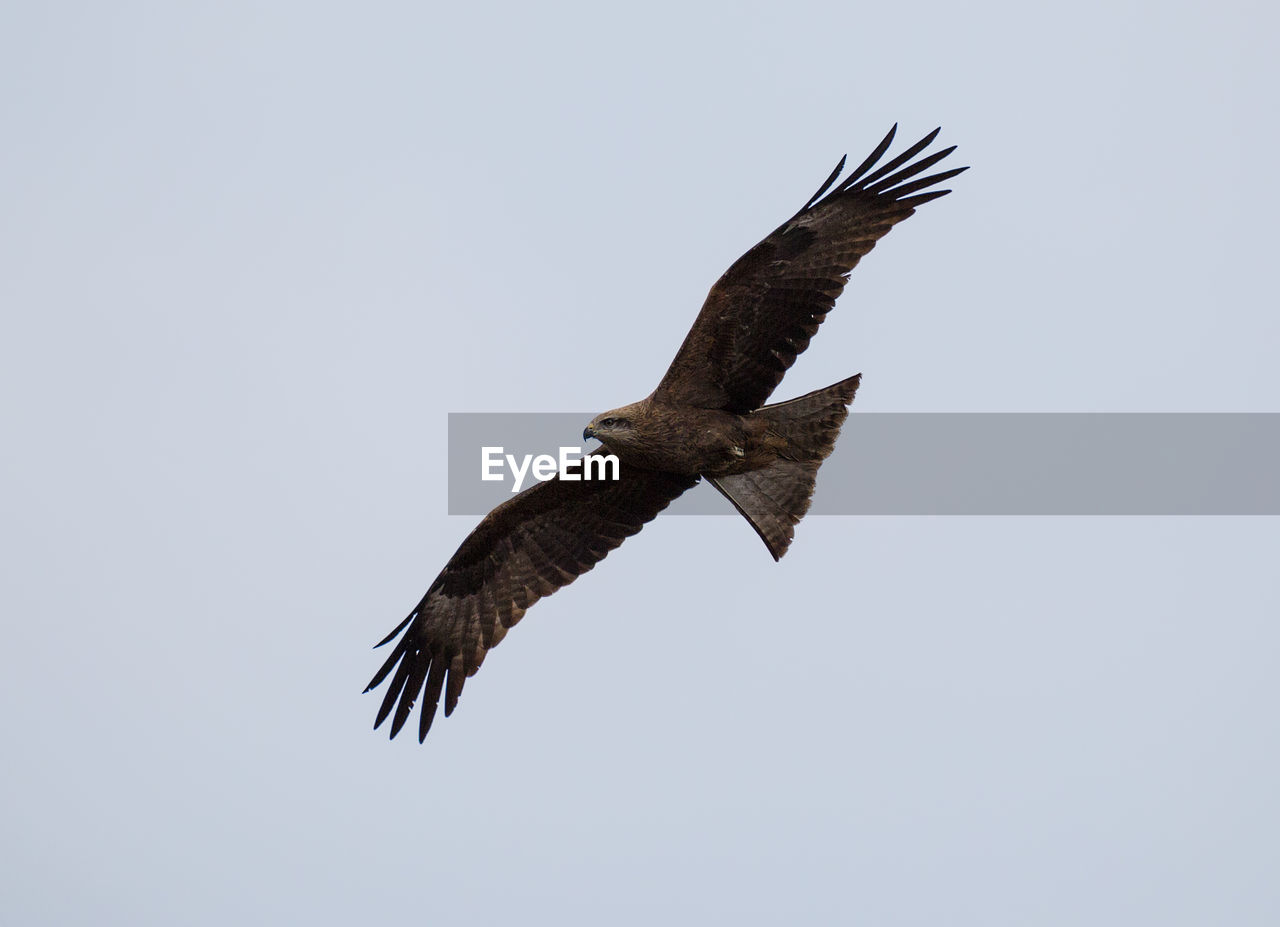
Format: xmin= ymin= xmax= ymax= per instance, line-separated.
xmin=366 ymin=125 xmax=965 ymax=741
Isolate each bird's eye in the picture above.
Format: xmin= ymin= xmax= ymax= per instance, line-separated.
xmin=601 ymin=417 xmax=615 ymax=427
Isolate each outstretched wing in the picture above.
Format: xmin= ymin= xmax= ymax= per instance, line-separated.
xmin=654 ymin=125 xmax=966 ymax=414
xmin=365 ymin=455 xmax=698 ymax=741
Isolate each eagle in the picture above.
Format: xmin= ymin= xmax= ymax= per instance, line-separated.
xmin=366 ymin=125 xmax=965 ymax=741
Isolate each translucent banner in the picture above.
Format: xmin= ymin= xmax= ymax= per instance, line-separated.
xmin=447 ymin=413 xmax=1280 ymax=516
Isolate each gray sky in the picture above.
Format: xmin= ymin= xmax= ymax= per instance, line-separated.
xmin=2 ymin=2 xmax=1277 ymax=924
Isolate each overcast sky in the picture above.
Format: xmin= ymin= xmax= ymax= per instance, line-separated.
xmin=2 ymin=2 xmax=1278 ymax=925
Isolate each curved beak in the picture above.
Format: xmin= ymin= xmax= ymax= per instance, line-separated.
xmin=582 ymin=424 xmax=597 ymax=441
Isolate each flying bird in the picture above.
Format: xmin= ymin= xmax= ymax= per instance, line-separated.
xmin=367 ymin=125 xmax=966 ymax=741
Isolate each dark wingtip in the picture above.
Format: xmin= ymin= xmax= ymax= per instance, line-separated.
xmin=373 ymin=611 xmax=415 ymax=649
xmin=836 ymin=124 xmax=900 ymax=193
xmin=803 ymin=123 xmax=955 ymax=215
xmin=800 ymin=153 xmax=850 ymax=213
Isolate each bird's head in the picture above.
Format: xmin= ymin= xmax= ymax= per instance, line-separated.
xmin=583 ymin=403 xmax=642 ymax=450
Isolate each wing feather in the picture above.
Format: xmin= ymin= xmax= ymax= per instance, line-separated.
xmin=856 ymin=127 xmax=941 ymax=188
xmin=366 ymin=454 xmax=698 ymax=740
xmin=654 ymin=126 xmax=966 ymax=413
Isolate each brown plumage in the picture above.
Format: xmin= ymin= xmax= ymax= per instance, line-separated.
xmin=366 ymin=125 xmax=966 ymax=740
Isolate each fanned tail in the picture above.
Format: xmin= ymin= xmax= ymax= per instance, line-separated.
xmin=708 ymin=374 xmax=861 ymax=559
